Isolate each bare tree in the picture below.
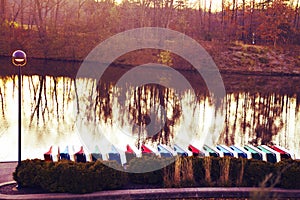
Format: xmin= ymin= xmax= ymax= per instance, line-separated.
xmin=163 ymin=0 xmax=174 ymax=28
xmin=241 ymin=0 xmax=246 ymax=42
xmin=51 ymin=0 xmax=65 ymax=32
xmin=77 ymin=0 xmax=87 ymax=22
xmin=295 ymin=0 xmax=300 ymax=29
xmin=231 ymin=0 xmax=236 ymax=22
xmin=221 ymin=0 xmax=225 ymax=24
xmin=208 ymin=0 xmax=212 ymax=34
xmin=249 ymin=0 xmax=255 ymax=43
xmin=0 ymin=0 xmax=6 ymax=23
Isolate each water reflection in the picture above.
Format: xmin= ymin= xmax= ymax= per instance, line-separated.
xmin=221 ymin=93 xmax=299 ymax=149
xmin=0 ymin=73 xmax=299 ymax=161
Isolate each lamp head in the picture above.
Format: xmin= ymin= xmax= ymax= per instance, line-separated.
xmin=12 ymin=50 xmax=27 ymax=67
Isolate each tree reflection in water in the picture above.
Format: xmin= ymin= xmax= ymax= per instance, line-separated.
xmin=221 ymin=92 xmax=298 ymax=148
xmin=28 ymin=75 xmax=75 ymax=125
xmin=0 ymin=73 xmax=299 ymax=160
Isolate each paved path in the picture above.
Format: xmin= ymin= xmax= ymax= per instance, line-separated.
xmin=0 ymin=186 xmax=300 ymax=200
xmin=0 ymin=162 xmax=17 ymax=183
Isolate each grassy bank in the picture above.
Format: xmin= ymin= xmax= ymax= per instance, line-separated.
xmin=1 ymin=20 xmax=300 ymax=75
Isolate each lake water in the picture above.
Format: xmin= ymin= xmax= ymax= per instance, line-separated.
xmin=0 ymin=57 xmax=299 ymax=162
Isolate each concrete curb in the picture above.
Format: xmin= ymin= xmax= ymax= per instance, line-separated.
xmin=0 ymin=181 xmax=16 ymax=187
xmin=1 ymin=183 xmax=300 ymax=200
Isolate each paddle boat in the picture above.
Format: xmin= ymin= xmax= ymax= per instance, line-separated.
xmin=90 ymin=145 xmax=103 ymax=161
xmin=141 ymin=144 xmax=156 ymax=157
xmin=219 ymin=145 xmax=238 ymax=158
xmin=230 ymin=145 xmax=249 ymax=158
xmin=157 ymin=144 xmax=173 ymax=158
xmin=216 ymin=145 xmax=234 ymax=157
xmin=173 ymin=144 xmax=188 ymax=157
xmin=161 ymin=144 xmax=177 ymax=156
xmin=212 ymin=146 xmax=224 ymax=157
xmin=258 ymin=145 xmax=280 ymax=163
xmin=74 ymin=146 xmax=87 ymax=163
xmin=274 ymin=145 xmax=294 ymax=159
xmin=268 ymin=145 xmax=292 ymax=160
xmin=202 ymin=145 xmax=219 ymax=157
xmin=125 ymin=144 xmax=137 ymax=163
xmin=58 ymin=146 xmax=71 ymax=160
xmin=59 ymin=146 xmax=71 ymax=161
xmin=188 ymin=144 xmax=205 ymax=157
xmin=44 ymin=146 xmax=53 ymax=161
xmin=244 ymin=144 xmax=266 ymax=161
xmin=108 ymin=145 xmax=122 ymax=164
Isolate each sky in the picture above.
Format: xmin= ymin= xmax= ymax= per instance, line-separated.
xmin=188 ymin=0 xmax=222 ymax=12
xmin=112 ymin=0 xmax=223 ymax=12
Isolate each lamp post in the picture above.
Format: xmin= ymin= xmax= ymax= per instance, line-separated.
xmin=12 ymin=50 xmax=27 ymax=167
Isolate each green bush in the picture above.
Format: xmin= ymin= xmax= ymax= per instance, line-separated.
xmin=210 ymin=157 xmax=221 ymax=185
xmin=243 ymin=159 xmax=275 ymax=187
xmin=126 ymin=156 xmax=173 ymax=185
xmin=192 ymin=157 xmax=205 ymax=185
xmin=173 ymin=157 xmax=195 ymax=187
xmin=13 ymin=159 xmax=127 ymax=193
xmin=13 ymin=159 xmax=44 ymax=188
xmin=229 ymin=157 xmax=247 ymax=186
xmin=275 ymin=160 xmax=300 ymax=189
xmin=13 ymin=157 xmax=300 ymax=192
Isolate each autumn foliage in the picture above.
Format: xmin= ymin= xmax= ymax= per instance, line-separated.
xmin=0 ymin=0 xmax=299 ymax=59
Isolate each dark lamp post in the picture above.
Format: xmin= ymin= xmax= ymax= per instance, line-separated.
xmin=12 ymin=50 xmax=27 ymax=167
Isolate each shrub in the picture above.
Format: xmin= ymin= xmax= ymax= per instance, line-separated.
xmin=210 ymin=157 xmax=221 ymax=185
xmin=50 ymin=161 xmax=97 ymax=193
xmin=13 ymin=159 xmax=127 ymax=193
xmin=126 ymin=156 xmax=173 ymax=185
xmin=243 ymin=159 xmax=274 ymax=187
xmin=164 ymin=157 xmax=196 ymax=188
xmin=192 ymin=157 xmax=205 ymax=186
xmin=275 ymin=160 xmax=300 ymax=189
xmin=229 ymin=157 xmax=247 ymax=186
xmin=173 ymin=157 xmax=195 ymax=187
xmin=94 ymin=160 xmax=128 ymax=190
xmin=219 ymin=157 xmax=231 ymax=186
xmin=13 ymin=159 xmax=44 ymax=188
xmin=13 ymin=157 xmax=300 ymax=192
xmin=163 ymin=162 xmax=175 ymax=187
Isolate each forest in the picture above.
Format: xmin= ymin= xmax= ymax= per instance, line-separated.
xmin=0 ymin=0 xmax=299 ymax=60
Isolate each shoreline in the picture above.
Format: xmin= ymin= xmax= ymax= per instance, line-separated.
xmin=1 ymin=40 xmax=300 ymax=78
xmin=1 ymin=55 xmax=300 ymax=78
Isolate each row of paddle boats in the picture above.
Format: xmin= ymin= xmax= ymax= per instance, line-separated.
xmin=44 ymin=143 xmax=295 ymax=165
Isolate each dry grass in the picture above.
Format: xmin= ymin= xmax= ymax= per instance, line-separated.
xmin=203 ymin=157 xmax=212 ymax=185
xmin=173 ymin=157 xmax=181 ymax=186
xmin=181 ymin=157 xmax=194 ymax=184
xmin=237 ymin=158 xmax=246 ymax=186
xmin=163 ymin=166 xmax=174 ymax=188
xmin=219 ymin=157 xmax=231 ymax=186
xmin=164 ymin=157 xmax=195 ymax=187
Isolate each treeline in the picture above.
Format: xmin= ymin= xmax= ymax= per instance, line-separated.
xmin=0 ymin=0 xmax=299 ymax=60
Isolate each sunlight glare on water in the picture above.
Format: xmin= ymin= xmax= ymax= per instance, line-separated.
xmin=0 ymin=75 xmax=299 ymax=162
